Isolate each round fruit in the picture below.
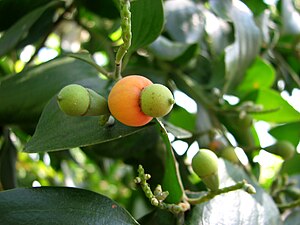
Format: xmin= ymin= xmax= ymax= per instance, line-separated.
xmin=192 ymin=149 xmax=219 ymax=191
xmin=264 ymin=141 xmax=295 ymax=160
xmin=108 ymin=75 xmax=175 ymax=127
xmin=140 ymin=84 xmax=175 ymax=118
xmin=57 ymin=84 xmax=90 ymax=116
xmin=57 ymin=84 xmax=109 ymax=116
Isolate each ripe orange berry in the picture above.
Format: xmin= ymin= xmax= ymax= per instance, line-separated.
xmin=108 ymin=75 xmax=153 ymax=127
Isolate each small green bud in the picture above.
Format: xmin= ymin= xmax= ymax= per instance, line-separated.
xmin=192 ymin=149 xmax=219 ymax=191
xmin=150 ymin=197 xmax=159 ymax=206
xmin=140 ymin=84 xmax=175 ymax=118
xmin=57 ymin=84 xmax=109 ymax=117
xmin=264 ymin=141 xmax=295 ymax=160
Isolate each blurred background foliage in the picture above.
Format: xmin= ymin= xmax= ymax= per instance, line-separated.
xmin=0 ymin=0 xmax=300 ymax=224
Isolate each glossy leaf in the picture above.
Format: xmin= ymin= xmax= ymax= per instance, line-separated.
xmin=155 ymin=119 xmax=184 ymax=203
xmin=164 ymin=0 xmax=204 ymax=43
xmin=25 ymin=96 xmax=151 ymax=153
xmin=210 ymin=0 xmax=261 ymax=92
xmin=0 ymin=187 xmax=139 ymax=225
xmin=0 ymin=1 xmax=63 ymax=57
xmin=282 ymin=0 xmax=300 ymax=34
xmin=247 ymin=89 xmax=300 ymax=123
xmin=269 ymin=122 xmax=300 ymax=147
xmin=130 ymin=0 xmax=164 ymax=52
xmin=0 ymin=57 xmax=99 ymax=124
xmin=186 ymin=160 xmax=282 ymax=225
xmin=237 ymin=57 xmax=276 ymax=96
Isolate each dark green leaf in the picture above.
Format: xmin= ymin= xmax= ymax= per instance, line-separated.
xmin=186 ymin=160 xmax=282 ymax=225
xmin=0 ymin=1 xmax=63 ymax=57
xmin=138 ymin=209 xmax=176 ymax=225
xmin=155 ymin=119 xmax=184 ymax=203
xmin=0 ymin=57 xmax=99 ymax=124
xmin=237 ymin=57 xmax=276 ymax=96
xmin=130 ymin=0 xmax=164 ymax=52
xmin=164 ymin=0 xmax=204 ymax=43
xmin=0 ymin=187 xmax=139 ymax=225
xmin=210 ymin=0 xmax=261 ymax=92
xmin=0 ymin=129 xmax=17 ymax=189
xmin=24 ymin=95 xmax=152 ymax=152
xmin=269 ymin=122 xmax=300 ymax=147
xmin=242 ymin=0 xmax=268 ymax=16
xmin=281 ymin=153 xmax=300 ymax=175
xmin=247 ymin=89 xmax=300 ymax=123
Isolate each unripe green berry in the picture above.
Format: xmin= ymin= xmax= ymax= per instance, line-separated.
xmin=192 ymin=149 xmax=219 ymax=191
xmin=264 ymin=141 xmax=295 ymax=160
xmin=57 ymin=84 xmax=90 ymax=116
xmin=220 ymin=146 xmax=240 ymax=164
xmin=140 ymin=84 xmax=175 ymax=118
xmin=57 ymin=84 xmax=109 ymax=116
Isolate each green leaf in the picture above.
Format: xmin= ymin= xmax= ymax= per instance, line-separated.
xmin=24 ymin=95 xmax=152 ymax=153
xmin=269 ymin=122 xmax=300 ymax=147
xmin=281 ymin=153 xmax=300 ymax=175
xmin=0 ymin=129 xmax=17 ymax=189
xmin=164 ymin=0 xmax=204 ymax=43
xmin=168 ymin=106 xmax=196 ymax=132
xmin=0 ymin=187 xmax=139 ymax=225
xmin=129 ymin=0 xmax=164 ymax=52
xmin=237 ymin=57 xmax=276 ymax=96
xmin=210 ymin=0 xmax=261 ymax=92
xmin=186 ymin=160 xmax=282 ymax=225
xmin=155 ymin=119 xmax=184 ymax=203
xmin=0 ymin=57 xmax=100 ymax=124
xmin=247 ymin=89 xmax=300 ymax=123
xmin=0 ymin=1 xmax=63 ymax=57
xmin=284 ymin=209 xmax=300 ymax=225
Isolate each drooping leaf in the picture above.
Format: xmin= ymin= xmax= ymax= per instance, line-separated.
xmin=246 ymin=89 xmax=300 ymax=123
xmin=24 ymin=96 xmax=152 ymax=153
xmin=210 ymin=0 xmax=261 ymax=92
xmin=129 ymin=0 xmax=164 ymax=52
xmin=186 ymin=160 xmax=282 ymax=225
xmin=155 ymin=119 xmax=184 ymax=203
xmin=0 ymin=187 xmax=139 ymax=225
xmin=0 ymin=57 xmax=100 ymax=124
xmin=0 ymin=1 xmax=63 ymax=57
xmin=164 ymin=0 xmax=204 ymax=43
xmin=269 ymin=122 xmax=300 ymax=147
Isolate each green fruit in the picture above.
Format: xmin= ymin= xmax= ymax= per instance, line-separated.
xmin=192 ymin=149 xmax=219 ymax=191
xmin=57 ymin=84 xmax=109 ymax=116
xmin=264 ymin=141 xmax=295 ymax=160
xmin=220 ymin=146 xmax=240 ymax=164
xmin=140 ymin=84 xmax=175 ymax=118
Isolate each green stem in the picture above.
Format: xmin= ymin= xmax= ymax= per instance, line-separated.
xmin=186 ymin=180 xmax=256 ymax=205
xmin=277 ymin=198 xmax=300 ymax=210
xmin=114 ymin=0 xmax=132 ymax=79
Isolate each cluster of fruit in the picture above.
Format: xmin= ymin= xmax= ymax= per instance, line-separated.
xmin=57 ymin=75 xmax=175 ymax=127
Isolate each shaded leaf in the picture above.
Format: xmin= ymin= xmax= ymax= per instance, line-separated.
xmin=0 ymin=187 xmax=139 ymax=225
xmin=0 ymin=1 xmax=63 ymax=57
xmin=164 ymin=0 xmax=204 ymax=43
xmin=130 ymin=0 xmax=164 ymax=52
xmin=186 ymin=160 xmax=282 ymax=225
xmin=155 ymin=119 xmax=184 ymax=203
xmin=0 ymin=57 xmax=100 ymax=124
xmin=24 ymin=96 xmax=151 ymax=153
xmin=138 ymin=209 xmax=176 ymax=225
xmin=269 ymin=122 xmax=300 ymax=147
xmin=210 ymin=0 xmax=261 ymax=92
